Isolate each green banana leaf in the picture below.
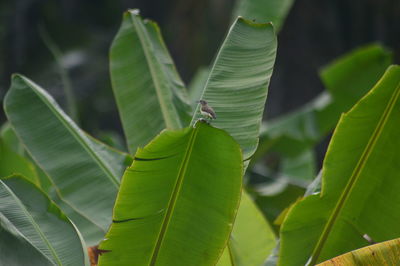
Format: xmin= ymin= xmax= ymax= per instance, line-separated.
xmin=98 ymin=122 xmax=242 ymax=265
xmin=318 ymin=238 xmax=400 ymax=265
xmin=256 ymin=45 xmax=392 ymax=161
xmin=232 ymin=0 xmax=295 ymax=32
xmin=0 ymin=137 xmax=39 ymax=185
xmin=4 ymin=74 xmax=132 ymax=245
xmin=0 ymin=122 xmax=24 ymax=155
xmin=279 ymin=65 xmax=400 ymax=265
xmin=110 ymin=9 xmax=192 ymax=153
xmin=191 ymin=17 xmax=277 ymax=161
xmin=318 ymin=44 xmax=393 ymax=134
xmin=0 ymin=175 xmax=88 ymax=266
xmin=217 ymin=190 xmax=276 ymax=266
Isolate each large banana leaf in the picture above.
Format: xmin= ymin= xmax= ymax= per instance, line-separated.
xmin=318 ymin=44 xmax=393 ymax=134
xmin=318 ymin=238 xmax=400 ymax=265
xmin=4 ymin=75 xmax=132 ymax=245
xmin=217 ymin=190 xmax=276 ymax=266
xmin=232 ymin=0 xmax=294 ymax=32
xmin=0 ymin=175 xmax=88 ymax=265
xmin=98 ymin=122 xmax=242 ymax=265
xmin=255 ymin=44 xmax=392 ymax=161
xmin=191 ymin=18 xmax=277 ymax=161
xmin=279 ymin=65 xmax=400 ymax=265
xmin=110 ymin=9 xmax=192 ymax=153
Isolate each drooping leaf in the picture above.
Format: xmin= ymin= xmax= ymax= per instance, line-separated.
xmin=98 ymin=122 xmax=242 ymax=266
xmin=232 ymin=0 xmax=295 ymax=32
xmin=0 ymin=175 xmax=88 ymax=266
xmin=191 ymin=18 xmax=277 ymax=161
xmin=217 ymin=190 xmax=276 ymax=266
xmin=110 ymin=9 xmax=192 ymax=153
xmin=317 ymin=238 xmax=400 ymax=265
xmin=4 ymin=74 xmax=132 ymax=245
xmin=279 ymin=65 xmax=400 ymax=265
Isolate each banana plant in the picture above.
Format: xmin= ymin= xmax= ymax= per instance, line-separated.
xmin=2 ymin=7 xmax=278 ymax=266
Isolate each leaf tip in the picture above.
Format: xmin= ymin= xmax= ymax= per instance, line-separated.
xmin=127 ymin=8 xmax=140 ymax=16
xmin=11 ymin=73 xmax=23 ymax=82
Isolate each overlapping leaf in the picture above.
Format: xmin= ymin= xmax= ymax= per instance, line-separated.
xmin=0 ymin=175 xmax=87 ymax=265
xmin=217 ymin=190 xmax=276 ymax=266
xmin=279 ymin=65 xmax=400 ymax=265
xmin=4 ymin=75 xmax=132 ymax=245
xmin=191 ymin=18 xmax=277 ymax=161
xmin=318 ymin=238 xmax=400 ymax=265
xmin=98 ymin=122 xmax=242 ymax=265
xmin=110 ymin=9 xmax=192 ymax=153
xmin=255 ymin=44 xmax=392 ymax=162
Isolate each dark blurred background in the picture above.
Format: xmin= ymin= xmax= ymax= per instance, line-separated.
xmin=1 ymin=0 xmax=399 ymax=138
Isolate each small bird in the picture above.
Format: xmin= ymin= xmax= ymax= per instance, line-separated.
xmin=198 ymin=100 xmax=216 ymax=121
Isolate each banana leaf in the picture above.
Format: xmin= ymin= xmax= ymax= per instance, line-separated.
xmin=0 ymin=138 xmax=39 ymax=185
xmin=0 ymin=175 xmax=88 ymax=265
xmin=191 ymin=17 xmax=277 ymax=161
xmin=256 ymin=45 xmax=392 ymax=161
xmin=4 ymin=75 xmax=132 ymax=245
xmin=217 ymin=190 xmax=276 ymax=266
xmin=110 ymin=9 xmax=192 ymax=153
xmin=279 ymin=65 xmax=400 ymax=265
xmin=98 ymin=122 xmax=242 ymax=265
xmin=318 ymin=238 xmax=400 ymax=265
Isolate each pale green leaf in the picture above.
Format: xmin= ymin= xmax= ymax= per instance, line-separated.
xmin=217 ymin=190 xmax=276 ymax=266
xmin=191 ymin=18 xmax=277 ymax=161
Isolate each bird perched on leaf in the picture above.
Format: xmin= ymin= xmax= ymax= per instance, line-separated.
xmin=198 ymin=100 xmax=216 ymax=122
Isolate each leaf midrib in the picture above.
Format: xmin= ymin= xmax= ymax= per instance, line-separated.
xmin=128 ymin=12 xmax=180 ymax=130
xmin=2 ymin=181 xmax=62 ymax=265
xmin=310 ymin=82 xmax=400 ymax=264
xmin=22 ymin=76 xmax=119 ymax=188
xmin=148 ymin=126 xmax=199 ymax=265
